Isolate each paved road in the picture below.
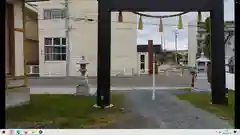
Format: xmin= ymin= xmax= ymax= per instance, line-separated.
xmin=28 ymin=72 xmax=191 ymax=88
xmin=107 ymin=90 xmax=232 ymax=129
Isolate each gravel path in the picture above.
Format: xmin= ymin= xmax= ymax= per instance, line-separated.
xmin=107 ymin=90 xmax=232 ymax=129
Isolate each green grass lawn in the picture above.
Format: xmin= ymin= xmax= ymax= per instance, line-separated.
xmin=177 ymin=91 xmax=235 ymax=126
xmin=6 ymin=94 xmax=126 ymax=128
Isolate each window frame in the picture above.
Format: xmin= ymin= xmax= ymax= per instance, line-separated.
xmin=140 ymin=54 xmax=145 ymax=71
xmin=140 ymin=54 xmax=145 ymax=63
xmin=140 ymin=63 xmax=145 ymax=70
xmin=43 ymin=9 xmax=66 ymax=20
xmin=44 ymin=37 xmax=67 ymax=61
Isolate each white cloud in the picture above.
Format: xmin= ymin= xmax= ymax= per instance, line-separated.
xmin=137 ymin=0 xmax=234 ymax=50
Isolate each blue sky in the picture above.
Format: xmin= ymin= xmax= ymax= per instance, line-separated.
xmin=137 ymin=0 xmax=235 ymax=50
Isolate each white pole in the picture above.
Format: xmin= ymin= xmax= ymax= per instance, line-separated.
xmin=152 ymin=58 xmax=156 ymax=100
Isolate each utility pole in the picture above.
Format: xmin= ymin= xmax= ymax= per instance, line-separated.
xmin=64 ymin=0 xmax=70 ymax=76
xmin=161 ymin=35 xmax=163 ymax=49
xmin=164 ymin=38 xmax=166 ymax=51
xmin=174 ymin=29 xmax=179 ymax=64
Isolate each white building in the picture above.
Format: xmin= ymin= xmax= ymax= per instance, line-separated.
xmin=188 ymin=20 xmax=235 ymax=68
xmin=34 ymin=0 xmax=138 ymax=77
xmin=137 ymin=45 xmax=162 ymax=74
xmin=187 ymin=21 xmax=198 ymax=67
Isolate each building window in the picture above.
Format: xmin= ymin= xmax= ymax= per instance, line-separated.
xmin=140 ymin=63 xmax=145 ymax=70
xmin=140 ymin=54 xmax=145 ymax=62
xmin=43 ymin=9 xmax=65 ymax=20
xmin=44 ymin=37 xmax=66 ymax=61
xmin=140 ymin=54 xmax=145 ymax=71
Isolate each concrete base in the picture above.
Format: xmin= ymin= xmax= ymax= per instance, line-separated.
xmin=74 ymin=79 xmax=90 ymax=96
xmin=193 ymin=73 xmax=211 ymax=92
xmin=6 ymin=87 xmax=30 ymax=109
xmin=93 ymin=104 xmax=114 ymax=109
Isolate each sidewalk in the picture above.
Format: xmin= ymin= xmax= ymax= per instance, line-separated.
xmin=29 ymin=85 xmax=190 ymax=94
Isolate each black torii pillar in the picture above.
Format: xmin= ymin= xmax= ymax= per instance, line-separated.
xmin=210 ymin=2 xmax=226 ymax=104
xmin=97 ymin=0 xmax=227 ymax=108
xmin=97 ymin=0 xmax=111 ymax=107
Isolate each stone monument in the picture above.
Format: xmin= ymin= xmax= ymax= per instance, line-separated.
xmin=193 ymin=52 xmax=211 ymax=92
xmin=75 ymin=56 xmax=90 ymax=96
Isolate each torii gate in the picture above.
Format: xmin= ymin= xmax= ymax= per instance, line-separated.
xmin=96 ymin=0 xmax=226 ymax=112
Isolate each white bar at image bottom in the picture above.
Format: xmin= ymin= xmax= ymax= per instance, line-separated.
xmin=1 ymin=129 xmax=239 ymax=135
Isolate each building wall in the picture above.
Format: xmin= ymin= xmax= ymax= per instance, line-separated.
xmin=26 ymin=40 xmax=39 ymax=64
xmin=37 ymin=0 xmax=138 ymax=77
xmin=25 ymin=9 xmax=39 ymax=64
xmin=25 ymin=15 xmax=38 ymax=40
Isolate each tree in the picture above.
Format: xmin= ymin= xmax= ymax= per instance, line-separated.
xmin=204 ymin=17 xmax=234 ymax=58
xmin=175 ymin=52 xmax=183 ymax=64
xmin=204 ymin=17 xmax=211 ymax=59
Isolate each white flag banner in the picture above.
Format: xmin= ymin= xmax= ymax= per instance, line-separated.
xmin=1 ymin=129 xmax=239 ymax=135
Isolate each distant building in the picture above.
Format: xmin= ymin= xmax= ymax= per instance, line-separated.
xmin=137 ymin=45 xmax=162 ymax=74
xmin=35 ymin=0 xmax=138 ymax=77
xmin=188 ymin=21 xmax=198 ymax=67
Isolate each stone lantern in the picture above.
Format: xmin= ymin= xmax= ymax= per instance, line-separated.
xmin=196 ymin=52 xmax=210 ymax=73
xmin=76 ymin=56 xmax=89 ymax=76
xmin=75 ymin=56 xmax=90 ymax=96
xmin=193 ymin=52 xmax=211 ymax=91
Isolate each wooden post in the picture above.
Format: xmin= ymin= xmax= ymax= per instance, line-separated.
xmin=148 ymin=40 xmax=153 ymax=75
xmin=22 ymin=0 xmax=28 ymax=86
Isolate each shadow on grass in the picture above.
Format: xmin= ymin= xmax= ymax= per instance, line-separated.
xmin=6 ymin=94 xmax=126 ymax=128
xmin=176 ymin=91 xmax=235 ymax=126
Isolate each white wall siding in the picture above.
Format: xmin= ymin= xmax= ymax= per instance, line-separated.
xmin=38 ymin=29 xmax=66 ymax=76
